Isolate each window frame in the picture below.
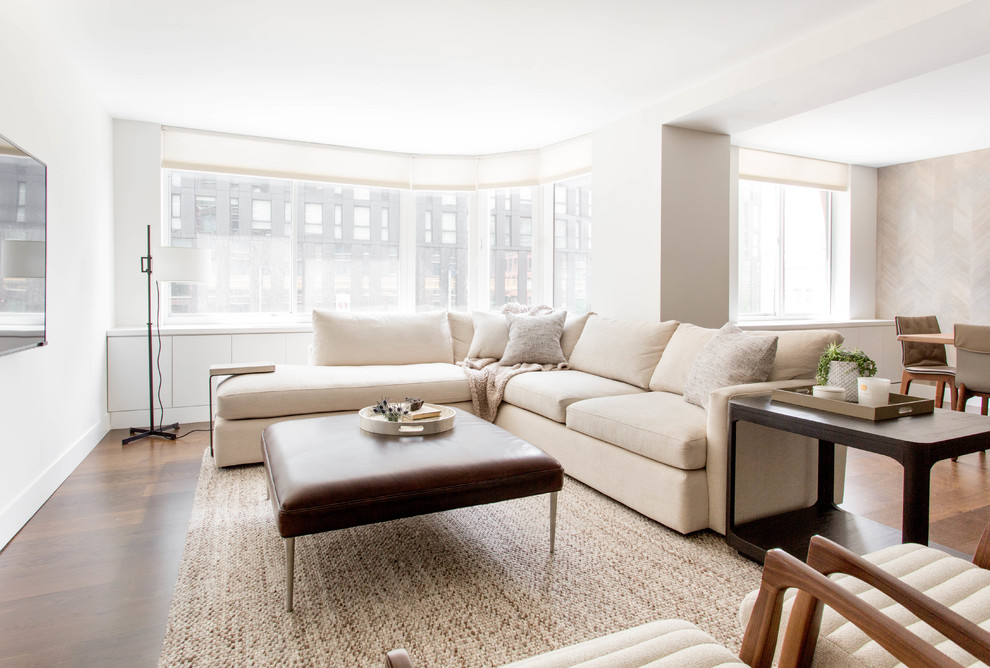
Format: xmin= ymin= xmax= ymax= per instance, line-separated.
xmin=736 ymin=178 xmax=834 ymax=322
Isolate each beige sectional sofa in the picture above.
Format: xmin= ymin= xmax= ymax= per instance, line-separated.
xmin=212 ymin=309 xmax=842 ymax=535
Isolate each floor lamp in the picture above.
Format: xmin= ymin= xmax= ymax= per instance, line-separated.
xmin=123 ymin=225 xmax=211 ymax=445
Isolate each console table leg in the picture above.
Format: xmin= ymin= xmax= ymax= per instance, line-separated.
xmin=285 ymin=537 xmax=295 ymax=612
xmin=549 ymin=492 xmax=558 ymax=553
xmin=902 ymin=462 xmax=932 ymax=545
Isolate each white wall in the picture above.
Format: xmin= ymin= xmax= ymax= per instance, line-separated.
xmin=0 ymin=3 xmax=114 ymax=548
xmin=114 ymin=120 xmax=163 ymax=327
xmin=659 ymin=126 xmax=730 ymax=327
xmin=590 ymin=110 xmax=663 ymax=320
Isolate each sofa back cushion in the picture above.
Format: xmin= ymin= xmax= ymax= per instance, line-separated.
xmin=568 ymin=315 xmax=679 ymax=389
xmin=649 ymin=323 xmax=718 ymax=394
xmin=760 ymin=328 xmax=844 ymax=381
xmin=311 ymin=309 xmax=453 ymax=366
xmin=560 ymin=311 xmax=593 ymax=359
xmin=447 ymin=311 xmax=474 ymax=362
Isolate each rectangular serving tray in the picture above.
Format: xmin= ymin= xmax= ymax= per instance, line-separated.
xmin=770 ymin=386 xmax=934 ymax=421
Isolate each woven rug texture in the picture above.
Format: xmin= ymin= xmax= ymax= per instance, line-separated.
xmin=159 ymin=450 xmax=762 ymax=667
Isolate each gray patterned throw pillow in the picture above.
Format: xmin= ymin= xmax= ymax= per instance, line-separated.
xmin=682 ymin=323 xmax=778 ymax=410
xmin=499 ymin=310 xmax=567 ymax=366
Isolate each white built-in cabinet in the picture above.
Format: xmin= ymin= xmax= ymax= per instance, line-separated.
xmin=106 ymin=327 xmax=313 ymax=429
xmin=106 ymin=321 xmax=904 ymax=430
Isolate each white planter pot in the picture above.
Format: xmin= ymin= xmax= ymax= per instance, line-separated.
xmin=828 ymin=361 xmax=860 ymax=401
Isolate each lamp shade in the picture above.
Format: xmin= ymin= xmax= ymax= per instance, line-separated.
xmin=1 ymin=239 xmax=45 ymax=278
xmin=153 ymin=246 xmax=211 ymax=283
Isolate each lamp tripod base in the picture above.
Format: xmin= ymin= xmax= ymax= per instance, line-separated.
xmin=123 ymin=423 xmax=179 ymax=445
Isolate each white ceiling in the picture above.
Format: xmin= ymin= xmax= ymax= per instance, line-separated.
xmin=29 ymin=0 xmax=990 ymax=166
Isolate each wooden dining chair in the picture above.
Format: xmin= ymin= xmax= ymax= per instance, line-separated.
xmin=895 ymin=315 xmax=957 ymax=409
xmin=954 ymin=323 xmax=990 ymax=415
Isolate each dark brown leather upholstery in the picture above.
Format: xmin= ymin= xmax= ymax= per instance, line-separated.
xmin=262 ymin=408 xmax=564 ymax=539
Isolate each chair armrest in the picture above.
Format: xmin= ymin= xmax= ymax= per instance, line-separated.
xmin=743 ymin=543 xmax=975 ymax=668
xmin=384 ymin=649 xmax=414 ymax=668
xmin=975 ymin=521 xmax=990 ymax=570
xmin=793 ymin=535 xmax=990 ymax=666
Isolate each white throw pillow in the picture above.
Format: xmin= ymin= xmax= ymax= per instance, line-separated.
xmin=467 ymin=311 xmax=510 ymax=359
xmin=682 ymin=323 xmax=778 ymax=410
xmin=649 ymin=323 xmax=719 ymax=394
xmin=568 ymin=315 xmax=679 ymax=389
xmin=560 ymin=311 xmax=593 ymax=360
xmin=310 ymin=310 xmax=453 ymax=366
xmin=447 ymin=311 xmax=474 ymax=362
xmin=499 ymin=310 xmax=567 ymax=366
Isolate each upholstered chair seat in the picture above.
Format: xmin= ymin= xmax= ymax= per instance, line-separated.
xmin=895 ymin=315 xmax=957 ymax=409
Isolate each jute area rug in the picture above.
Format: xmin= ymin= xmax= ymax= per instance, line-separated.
xmin=159 ymin=450 xmax=762 ymax=667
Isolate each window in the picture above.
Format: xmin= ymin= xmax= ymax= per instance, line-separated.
xmin=738 ymin=180 xmax=831 ymax=319
xmin=488 ymin=188 xmax=534 ymax=309
xmin=416 ymin=193 xmax=469 ymax=311
xmin=162 ymin=168 xmax=591 ymax=320
xmin=553 ymin=174 xmax=592 ymax=313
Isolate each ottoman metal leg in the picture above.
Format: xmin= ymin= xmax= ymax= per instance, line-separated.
xmin=549 ymin=491 xmax=558 ymax=553
xmin=285 ymin=537 xmax=295 ymax=612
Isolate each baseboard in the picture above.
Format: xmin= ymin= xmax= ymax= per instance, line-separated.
xmin=109 ymin=405 xmax=210 ymax=429
xmin=0 ymin=415 xmax=110 ymax=550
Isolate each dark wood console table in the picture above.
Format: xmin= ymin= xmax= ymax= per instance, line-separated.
xmin=726 ymin=394 xmax=990 ymax=564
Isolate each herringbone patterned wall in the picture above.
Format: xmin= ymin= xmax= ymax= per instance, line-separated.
xmin=877 ymin=147 xmax=990 ymax=326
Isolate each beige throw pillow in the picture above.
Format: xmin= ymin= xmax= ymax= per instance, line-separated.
xmin=447 ymin=311 xmax=474 ymax=362
xmin=649 ymin=323 xmax=719 ymax=394
xmin=311 ymin=309 xmax=453 ymax=366
xmin=560 ymin=311 xmax=593 ymax=359
xmin=467 ymin=311 xmax=510 ymax=359
xmin=567 ymin=315 xmax=679 ymax=389
xmin=499 ymin=310 xmax=567 ymax=366
xmin=682 ymin=323 xmax=778 ymax=410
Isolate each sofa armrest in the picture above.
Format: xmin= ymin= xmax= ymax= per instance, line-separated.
xmin=705 ymin=378 xmax=837 ymax=534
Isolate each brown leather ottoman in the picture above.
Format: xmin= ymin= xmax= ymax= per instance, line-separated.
xmin=262 ymin=408 xmax=564 ymax=611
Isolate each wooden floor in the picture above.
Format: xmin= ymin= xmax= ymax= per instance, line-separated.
xmin=0 ymin=427 xmax=989 ymax=666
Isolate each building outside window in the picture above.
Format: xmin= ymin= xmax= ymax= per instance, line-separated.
xmin=163 ymin=168 xmax=590 ymax=320
xmin=553 ymin=174 xmax=592 ymax=313
xmin=737 ymin=180 xmax=831 ymax=319
xmin=488 ymin=187 xmax=534 ymax=309
xmin=416 ymin=193 xmax=469 ymax=311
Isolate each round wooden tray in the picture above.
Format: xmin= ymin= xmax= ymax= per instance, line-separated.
xmin=358 ymin=404 xmax=456 ymax=436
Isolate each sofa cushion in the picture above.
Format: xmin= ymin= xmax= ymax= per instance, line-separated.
xmin=567 ymin=315 xmax=679 ymax=389
xmin=311 ymin=310 xmax=454 ymax=366
xmin=566 ymin=393 xmax=708 ymax=470
xmin=447 ymin=311 xmax=474 ymax=362
xmin=683 ymin=324 xmax=778 ymax=410
xmin=216 ymin=363 xmax=470 ymax=420
xmin=560 ymin=311 xmax=592 ymax=360
xmin=738 ymin=542 xmax=990 ymax=667
xmin=468 ymin=311 xmax=509 ymax=359
xmin=649 ymin=323 xmax=718 ymax=394
xmin=500 ymin=310 xmax=567 ymax=366
xmin=502 ymin=370 xmax=645 ymax=423
xmin=759 ymin=328 xmax=844 ymax=381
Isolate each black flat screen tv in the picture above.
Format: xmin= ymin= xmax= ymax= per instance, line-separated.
xmin=0 ymin=133 xmax=46 ymax=357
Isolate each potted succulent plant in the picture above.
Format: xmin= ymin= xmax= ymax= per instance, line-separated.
xmin=816 ymin=343 xmax=878 ymax=401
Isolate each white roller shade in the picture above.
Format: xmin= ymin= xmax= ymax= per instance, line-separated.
xmin=163 ymin=127 xmax=592 ymax=190
xmin=410 ymin=155 xmax=477 ymax=191
xmin=162 ymin=127 xmax=413 ymax=189
xmin=738 ymin=148 xmax=848 ymax=191
xmin=539 ymin=135 xmax=592 ymax=184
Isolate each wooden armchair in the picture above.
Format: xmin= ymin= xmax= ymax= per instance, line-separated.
xmin=896 ymin=315 xmax=957 ymax=409
xmin=386 ymin=536 xmax=990 ymax=668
